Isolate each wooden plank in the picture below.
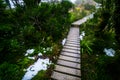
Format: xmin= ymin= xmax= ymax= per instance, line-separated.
xmin=51 ymin=27 xmax=81 ymax=80
xmin=51 ymin=71 xmax=81 ymax=80
xmin=62 ymin=48 xmax=80 ymax=54
xmin=65 ymin=44 xmax=80 ymax=48
xmin=66 ymin=42 xmax=80 ymax=45
xmin=66 ymin=41 xmax=80 ymax=45
xmin=59 ymin=55 xmax=80 ymax=63
xmin=54 ymin=65 xmax=81 ymax=77
xmin=66 ymin=39 xmax=80 ymax=42
xmin=64 ymin=46 xmax=80 ymax=50
xmin=65 ymin=43 xmax=80 ymax=46
xmin=62 ymin=48 xmax=79 ymax=52
xmin=61 ymin=51 xmax=80 ymax=58
xmin=57 ymin=59 xmax=80 ymax=69
xmin=67 ymin=39 xmax=79 ymax=41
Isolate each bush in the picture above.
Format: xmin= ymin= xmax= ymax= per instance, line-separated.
xmin=0 ymin=62 xmax=23 ymax=80
xmin=84 ymin=4 xmax=95 ymax=11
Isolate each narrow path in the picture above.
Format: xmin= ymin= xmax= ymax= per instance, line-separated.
xmin=72 ymin=13 xmax=95 ymax=26
xmin=51 ymin=27 xmax=81 ymax=80
xmin=51 ymin=13 xmax=94 ymax=80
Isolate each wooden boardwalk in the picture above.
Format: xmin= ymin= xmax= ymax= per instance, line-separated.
xmin=51 ymin=13 xmax=95 ymax=80
xmin=51 ymin=27 xmax=81 ymax=80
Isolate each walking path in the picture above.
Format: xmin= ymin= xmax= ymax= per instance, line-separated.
xmin=51 ymin=27 xmax=80 ymax=80
xmin=72 ymin=13 xmax=95 ymax=26
xmin=51 ymin=13 xmax=94 ymax=80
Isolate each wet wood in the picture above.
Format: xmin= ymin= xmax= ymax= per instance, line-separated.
xmin=51 ymin=27 xmax=81 ymax=80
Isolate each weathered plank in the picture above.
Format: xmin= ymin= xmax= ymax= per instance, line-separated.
xmin=54 ymin=65 xmax=81 ymax=77
xmin=62 ymin=48 xmax=80 ymax=54
xmin=51 ymin=27 xmax=81 ymax=80
xmin=51 ymin=71 xmax=81 ymax=80
xmin=59 ymin=55 xmax=80 ymax=63
xmin=61 ymin=51 xmax=80 ymax=58
xmin=57 ymin=59 xmax=80 ymax=69
xmin=64 ymin=46 xmax=80 ymax=50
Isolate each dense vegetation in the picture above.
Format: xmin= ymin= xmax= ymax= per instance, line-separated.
xmin=81 ymin=0 xmax=120 ymax=80
xmin=70 ymin=3 xmax=95 ymax=22
xmin=2 ymin=0 xmax=119 ymax=79
xmin=0 ymin=0 xmax=73 ymax=79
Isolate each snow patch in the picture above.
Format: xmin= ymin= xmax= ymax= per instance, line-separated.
xmin=38 ymin=53 xmax=42 ymax=56
xmin=104 ymin=48 xmax=115 ymax=57
xmin=22 ymin=58 xmax=51 ymax=80
xmin=62 ymin=38 xmax=66 ymax=46
xmin=80 ymin=31 xmax=85 ymax=40
xmin=25 ymin=49 xmax=35 ymax=56
xmin=28 ymin=57 xmax=35 ymax=60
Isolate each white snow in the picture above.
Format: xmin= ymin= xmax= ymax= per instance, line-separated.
xmin=62 ymin=38 xmax=66 ymax=46
xmin=25 ymin=49 xmax=35 ymax=56
xmin=23 ymin=52 xmax=52 ymax=80
xmin=8 ymin=0 xmax=24 ymax=8
xmin=86 ymin=13 xmax=95 ymax=19
xmin=38 ymin=53 xmax=42 ymax=56
xmin=95 ymin=3 xmax=102 ymax=9
xmin=28 ymin=57 xmax=35 ymax=60
xmin=80 ymin=31 xmax=85 ymax=40
xmin=104 ymin=48 xmax=115 ymax=57
xmin=22 ymin=58 xmax=51 ymax=80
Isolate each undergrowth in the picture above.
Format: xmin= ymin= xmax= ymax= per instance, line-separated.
xmin=81 ymin=11 xmax=120 ymax=80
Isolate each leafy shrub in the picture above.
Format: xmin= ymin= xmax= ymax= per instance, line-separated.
xmin=17 ymin=57 xmax=34 ymax=69
xmin=32 ymin=70 xmax=48 ymax=80
xmin=0 ymin=62 xmax=23 ymax=80
xmin=0 ymin=1 xmax=74 ymax=79
xmin=84 ymin=4 xmax=95 ymax=11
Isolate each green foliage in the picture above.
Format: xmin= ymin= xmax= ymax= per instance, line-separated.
xmin=80 ymin=30 xmax=94 ymax=55
xmin=70 ymin=9 xmax=87 ymax=22
xmin=0 ymin=62 xmax=23 ymax=80
xmin=23 ymin=0 xmax=40 ymax=8
xmin=0 ymin=0 xmax=73 ymax=79
xmin=70 ymin=3 xmax=95 ymax=22
xmin=32 ymin=70 xmax=48 ymax=80
xmin=81 ymin=8 xmax=118 ymax=80
xmin=17 ymin=57 xmax=34 ymax=69
xmin=80 ymin=20 xmax=96 ymax=55
xmin=82 ymin=53 xmax=113 ymax=80
xmin=0 ymin=0 xmax=6 ymax=16
xmin=84 ymin=4 xmax=95 ymax=11
xmin=20 ymin=25 xmax=42 ymax=47
xmin=61 ymin=0 xmax=73 ymax=12
xmin=94 ymin=0 xmax=103 ymax=3
xmin=112 ymin=0 xmax=120 ymax=45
